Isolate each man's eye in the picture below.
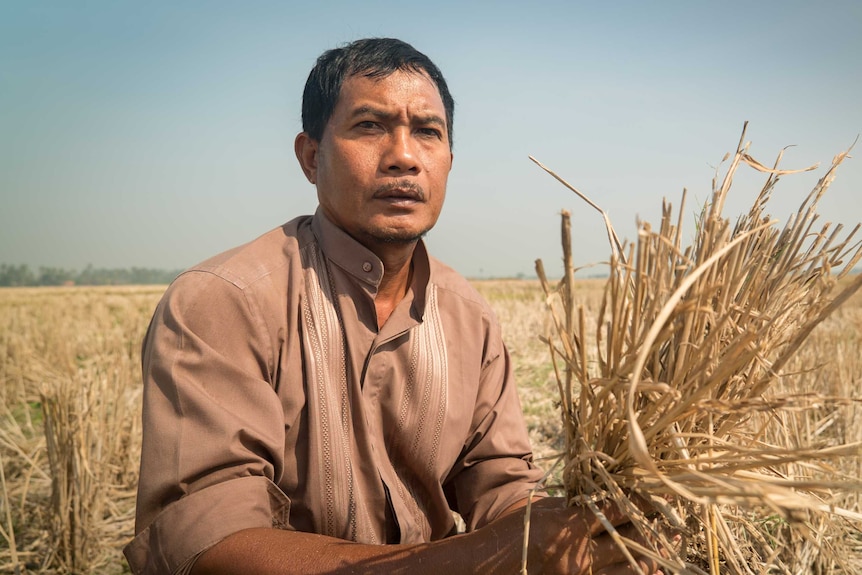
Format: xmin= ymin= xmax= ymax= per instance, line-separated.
xmin=356 ymin=121 xmax=379 ymax=130
xmin=418 ymin=127 xmax=442 ymax=138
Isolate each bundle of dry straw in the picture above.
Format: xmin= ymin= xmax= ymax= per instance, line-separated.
xmin=533 ymin=124 xmax=862 ymax=574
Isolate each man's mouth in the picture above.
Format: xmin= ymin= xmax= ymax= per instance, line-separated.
xmin=373 ymin=182 xmax=425 ymax=203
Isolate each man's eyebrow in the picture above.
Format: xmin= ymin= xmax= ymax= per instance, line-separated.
xmin=414 ymin=114 xmax=446 ymax=129
xmin=348 ymin=106 xmax=446 ymax=128
xmin=349 ymin=105 xmax=390 ymax=120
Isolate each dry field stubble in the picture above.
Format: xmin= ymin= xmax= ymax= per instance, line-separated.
xmin=0 ymin=286 xmax=163 ymax=574
xmin=0 ymin=275 xmax=859 ymax=573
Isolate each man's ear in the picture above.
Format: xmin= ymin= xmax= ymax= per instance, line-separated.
xmin=294 ymin=132 xmax=319 ymax=184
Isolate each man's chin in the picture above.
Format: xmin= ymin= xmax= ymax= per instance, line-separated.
xmin=371 ymin=231 xmax=426 ymax=245
xmin=362 ymin=226 xmax=428 ymax=246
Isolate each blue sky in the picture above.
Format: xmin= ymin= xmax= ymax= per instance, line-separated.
xmin=2 ymin=1 xmax=860 ymax=278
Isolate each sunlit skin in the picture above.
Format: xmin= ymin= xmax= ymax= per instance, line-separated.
xmin=295 ymin=69 xmax=452 ymax=326
xmin=191 ymin=495 xmax=663 ymax=575
xmin=317 ymin=70 xmax=451 ymax=243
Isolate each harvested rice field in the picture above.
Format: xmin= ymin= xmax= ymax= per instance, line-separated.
xmin=0 ymin=277 xmax=859 ymax=573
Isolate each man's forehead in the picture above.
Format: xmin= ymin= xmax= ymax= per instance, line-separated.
xmin=338 ymin=70 xmax=445 ymax=113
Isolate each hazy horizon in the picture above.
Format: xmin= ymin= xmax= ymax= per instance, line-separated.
xmin=2 ymin=1 xmax=860 ymax=279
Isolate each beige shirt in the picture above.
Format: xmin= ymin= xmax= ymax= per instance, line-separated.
xmin=124 ymin=210 xmax=544 ymax=575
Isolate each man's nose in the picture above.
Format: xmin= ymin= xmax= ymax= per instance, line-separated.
xmin=382 ymin=129 xmax=419 ymax=174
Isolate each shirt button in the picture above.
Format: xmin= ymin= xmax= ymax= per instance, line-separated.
xmin=362 ymin=262 xmax=373 ymax=272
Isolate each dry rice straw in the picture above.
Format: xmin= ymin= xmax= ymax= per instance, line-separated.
xmin=532 ymin=123 xmax=862 ymax=574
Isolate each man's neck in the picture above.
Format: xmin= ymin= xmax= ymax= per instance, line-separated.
xmin=372 ymin=242 xmax=416 ymax=328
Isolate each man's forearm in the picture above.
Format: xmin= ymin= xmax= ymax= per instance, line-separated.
xmin=190 ymin=498 xmax=657 ymax=575
xmin=190 ymin=512 xmax=526 ymax=575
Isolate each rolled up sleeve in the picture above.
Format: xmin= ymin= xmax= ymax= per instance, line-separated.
xmin=451 ymin=332 xmax=546 ymax=531
xmin=125 ymin=269 xmax=291 ymax=575
xmin=125 ymin=476 xmax=290 ymax=575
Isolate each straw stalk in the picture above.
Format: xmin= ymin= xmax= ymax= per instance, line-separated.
xmin=534 ymin=124 xmax=862 ymax=574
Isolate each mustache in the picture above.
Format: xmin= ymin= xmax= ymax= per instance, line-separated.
xmin=373 ymin=181 xmax=425 ymax=201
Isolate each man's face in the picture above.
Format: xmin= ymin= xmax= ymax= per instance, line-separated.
xmin=297 ymin=70 xmax=453 ymax=251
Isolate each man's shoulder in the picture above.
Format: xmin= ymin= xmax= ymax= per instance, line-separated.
xmin=183 ymin=215 xmax=313 ymax=291
xmin=427 ymin=255 xmax=493 ymax=314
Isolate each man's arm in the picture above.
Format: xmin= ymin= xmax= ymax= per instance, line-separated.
xmin=126 ymin=269 xmax=296 ymax=574
xmin=191 ymin=498 xmax=659 ymax=575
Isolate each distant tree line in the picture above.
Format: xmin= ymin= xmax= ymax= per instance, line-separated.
xmin=0 ymin=264 xmax=183 ymax=287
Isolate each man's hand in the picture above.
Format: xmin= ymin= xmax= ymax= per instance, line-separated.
xmin=506 ymin=496 xmax=663 ymax=574
xmin=486 ymin=497 xmax=660 ymax=575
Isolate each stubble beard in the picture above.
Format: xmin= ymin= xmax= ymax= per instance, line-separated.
xmin=360 ymin=226 xmax=428 ymax=246
xmin=362 ymin=181 xmax=435 ymax=245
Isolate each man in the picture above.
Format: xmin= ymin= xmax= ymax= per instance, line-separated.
xmin=125 ymin=38 xmax=659 ymax=575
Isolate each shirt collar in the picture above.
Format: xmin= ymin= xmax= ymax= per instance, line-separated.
xmin=310 ymin=207 xmax=431 ymax=320
xmin=311 ymin=207 xmax=384 ymax=287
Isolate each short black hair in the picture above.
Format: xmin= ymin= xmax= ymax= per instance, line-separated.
xmin=301 ymin=38 xmax=455 ymax=149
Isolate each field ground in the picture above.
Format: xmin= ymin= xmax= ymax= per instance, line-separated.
xmin=1 ymin=278 xmax=860 ymax=573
